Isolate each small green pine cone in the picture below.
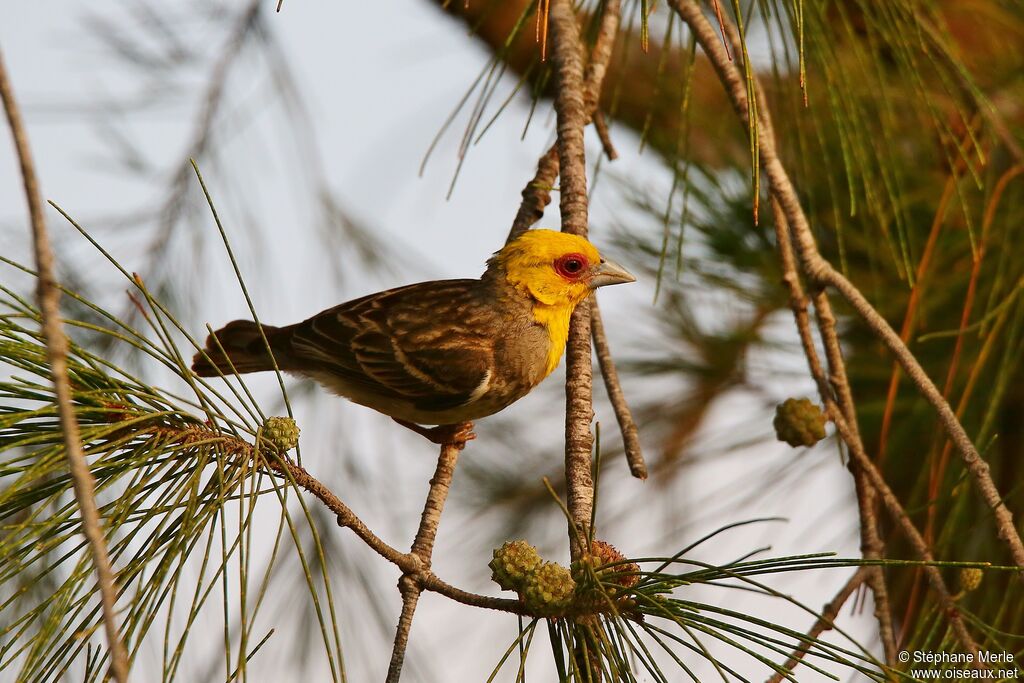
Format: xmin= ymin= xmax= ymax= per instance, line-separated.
xmin=262 ymin=416 xmax=300 ymax=452
xmin=959 ymin=567 xmax=983 ymax=593
xmin=522 ymin=562 xmax=576 ymax=615
xmin=773 ymin=398 xmax=827 ymax=447
xmin=489 ymin=540 xmax=542 ymax=591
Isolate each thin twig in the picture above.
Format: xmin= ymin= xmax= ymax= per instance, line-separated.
xmin=593 ymin=110 xmax=618 ymax=160
xmin=409 ymin=442 xmax=462 ymax=562
xmin=416 ymin=573 xmax=527 ymax=614
xmin=668 ymin=0 xmax=1024 ymax=570
xmin=262 ymin=456 xmax=412 ymax=568
xmin=507 ymin=145 xmax=560 ymax=242
xmin=258 ymin=447 xmax=527 ymax=614
xmin=582 ymin=0 xmax=619 ymax=161
xmin=591 ymin=304 xmax=645 ymax=478
xmin=386 ymin=440 xmax=463 ymax=683
xmin=161 ymin=423 xmax=530 ymax=616
xmin=805 ymin=254 xmax=1018 ymax=572
xmin=386 ymin=576 xmax=423 ymax=683
xmin=765 ymin=568 xmax=868 ymax=683
xmin=818 ymin=264 xmax=1024 ymax=567
xmin=0 ymin=49 xmax=131 ymax=683
xmin=581 ymin=0 xmax=620 ymax=112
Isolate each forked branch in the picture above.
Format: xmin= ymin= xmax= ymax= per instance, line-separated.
xmin=386 ymin=441 xmax=463 ymax=682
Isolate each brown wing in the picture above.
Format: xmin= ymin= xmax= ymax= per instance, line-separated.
xmin=278 ymin=279 xmax=496 ymax=412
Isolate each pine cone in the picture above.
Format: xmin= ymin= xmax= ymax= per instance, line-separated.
xmin=773 ymin=398 xmax=827 ymax=447
xmin=262 ymin=416 xmax=300 ymax=451
xmin=959 ymin=567 xmax=983 ymax=593
xmin=489 ymin=540 xmax=542 ymax=591
xmin=522 ymin=561 xmax=576 ymax=614
xmin=574 ymin=540 xmax=639 ymax=589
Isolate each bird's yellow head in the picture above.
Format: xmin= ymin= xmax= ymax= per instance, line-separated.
xmin=492 ymin=229 xmax=635 ymax=376
xmin=495 ymin=230 xmax=634 ymax=307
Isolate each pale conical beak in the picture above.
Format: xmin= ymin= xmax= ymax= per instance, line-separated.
xmin=589 ymin=258 xmax=636 ymax=288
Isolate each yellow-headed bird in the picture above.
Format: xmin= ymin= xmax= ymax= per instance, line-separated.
xmin=192 ymin=230 xmax=634 ymax=442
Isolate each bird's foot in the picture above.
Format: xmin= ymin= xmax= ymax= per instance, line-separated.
xmin=393 ymin=419 xmax=476 ymax=449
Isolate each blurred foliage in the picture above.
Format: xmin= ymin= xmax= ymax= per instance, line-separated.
xmin=434 ymin=0 xmax=1024 ymax=668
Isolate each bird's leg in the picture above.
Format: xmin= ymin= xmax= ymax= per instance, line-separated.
xmin=393 ymin=419 xmax=476 ymax=448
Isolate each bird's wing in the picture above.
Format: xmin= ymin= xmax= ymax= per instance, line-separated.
xmin=282 ymin=280 xmax=495 ymax=413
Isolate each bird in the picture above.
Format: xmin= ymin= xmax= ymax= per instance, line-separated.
xmin=191 ymin=229 xmax=635 ymax=445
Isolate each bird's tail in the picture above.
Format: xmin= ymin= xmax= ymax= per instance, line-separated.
xmin=191 ymin=320 xmax=288 ymax=376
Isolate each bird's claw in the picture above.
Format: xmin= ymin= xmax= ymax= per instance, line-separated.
xmin=393 ymin=419 xmax=476 ymax=449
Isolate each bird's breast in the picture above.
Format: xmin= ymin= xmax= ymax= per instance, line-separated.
xmin=531 ymin=302 xmax=575 ymax=377
xmin=495 ymin=301 xmax=572 ymax=383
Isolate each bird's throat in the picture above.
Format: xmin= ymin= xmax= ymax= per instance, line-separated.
xmin=531 ymin=301 xmax=574 ymax=377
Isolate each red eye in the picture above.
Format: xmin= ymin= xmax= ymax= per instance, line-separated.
xmin=555 ymin=253 xmax=589 ymax=279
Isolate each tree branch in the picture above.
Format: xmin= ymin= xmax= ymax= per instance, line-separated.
xmin=386 ymin=440 xmax=462 ymax=683
xmin=815 ymin=263 xmax=1024 ymax=568
xmin=549 ymin=0 xmax=596 ymax=557
xmin=506 ymin=0 xmax=645 ymax=481
xmin=259 ymin=448 xmax=528 ymax=615
xmin=262 ymin=456 xmax=412 ymax=569
xmin=702 ymin=3 xmax=898 ymax=659
xmin=386 ymin=576 xmax=422 ymax=683
xmin=507 ymin=146 xmax=560 ymax=243
xmin=769 ymin=198 xmax=897 ymax=664
xmin=829 ymin=408 xmax=982 ymax=659
xmin=0 ymin=49 xmax=131 ymax=683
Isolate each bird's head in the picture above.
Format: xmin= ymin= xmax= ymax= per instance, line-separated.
xmin=492 ymin=229 xmax=636 ymax=308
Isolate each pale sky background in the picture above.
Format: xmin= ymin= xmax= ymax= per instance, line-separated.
xmin=1 ymin=2 xmax=875 ymax=681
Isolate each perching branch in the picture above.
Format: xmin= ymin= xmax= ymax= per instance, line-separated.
xmin=549 ymin=0 xmax=597 ymax=557
xmin=0 ymin=49 xmax=131 ymax=683
xmin=386 ymin=441 xmax=462 ymax=683
xmin=198 ymin=427 xmax=529 ymax=616
xmin=505 ymin=0 xmax=646 ymax=479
